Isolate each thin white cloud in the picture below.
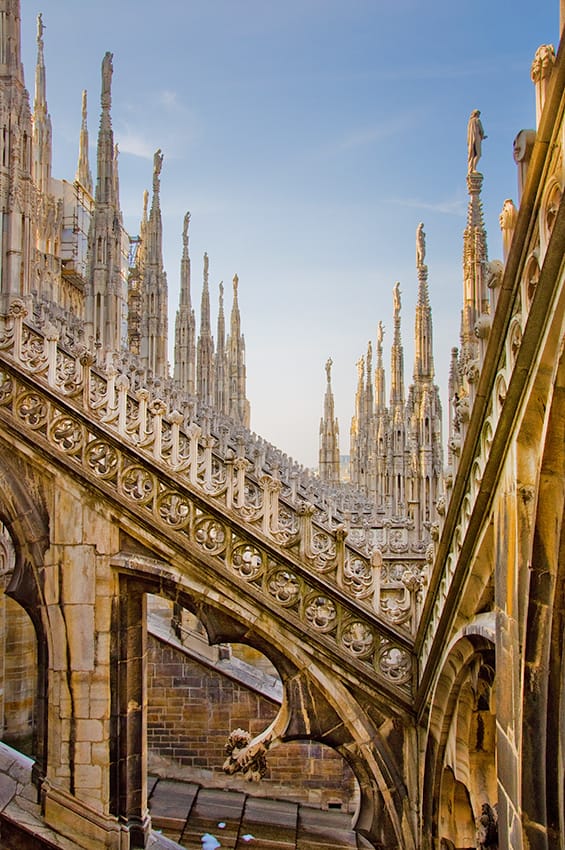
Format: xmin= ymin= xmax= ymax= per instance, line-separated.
xmin=114 ymin=129 xmax=154 ymax=159
xmin=388 ymin=196 xmax=466 ymax=216
xmin=328 ymin=113 xmax=420 ymax=155
xmin=159 ymin=89 xmax=179 ymax=108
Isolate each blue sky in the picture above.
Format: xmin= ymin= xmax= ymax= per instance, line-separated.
xmin=20 ymin=1 xmax=558 ymax=468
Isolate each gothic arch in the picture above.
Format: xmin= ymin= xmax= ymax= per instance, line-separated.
xmin=0 ymin=442 xmax=51 ymax=786
xmin=112 ymin=562 xmax=417 ymax=850
xmin=421 ymin=621 xmax=496 ymax=850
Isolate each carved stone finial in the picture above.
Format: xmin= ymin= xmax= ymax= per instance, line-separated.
xmin=467 ymin=109 xmax=487 ymax=174
xmin=499 ymin=198 xmax=517 ymax=232
xmin=233 ymin=273 xmax=239 ymax=294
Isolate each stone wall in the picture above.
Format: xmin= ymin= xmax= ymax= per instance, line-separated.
xmin=147 ymin=634 xmax=358 ymax=811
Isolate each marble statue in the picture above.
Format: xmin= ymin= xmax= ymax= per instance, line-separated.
xmin=467 ymin=109 xmax=487 ymax=173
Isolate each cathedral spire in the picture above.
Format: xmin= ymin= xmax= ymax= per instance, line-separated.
xmin=349 ymin=354 xmax=365 ymax=490
xmin=215 ymin=281 xmax=227 ymax=414
xmin=0 ymin=0 xmax=24 ymax=82
xmin=174 ymin=211 xmax=196 ymax=395
xmin=85 ymin=52 xmax=126 ymax=358
xmin=390 ymin=282 xmax=405 ymax=408
xmin=75 ymin=90 xmax=93 ymax=194
xmin=319 ymin=358 xmax=340 ymax=485
xmin=139 ymin=149 xmax=168 ymax=377
xmin=0 ymin=0 xmax=34 ymax=310
xmin=95 ymin=52 xmax=117 ymax=206
xmin=227 ymin=273 xmax=250 ymax=426
xmin=413 ymin=222 xmax=434 ymax=382
xmin=457 ymin=110 xmax=489 ymax=412
xmin=197 ymin=252 xmax=215 ymax=406
xmin=374 ymin=321 xmax=386 ymax=412
xmin=32 ymin=13 xmax=52 ymax=194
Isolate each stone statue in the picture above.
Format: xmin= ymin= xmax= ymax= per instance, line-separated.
xmin=325 ymin=357 xmax=333 ymax=382
xmin=377 ymin=320 xmax=384 ymax=346
xmin=223 ymin=727 xmax=269 ymax=782
xmin=152 ymin=149 xmax=163 ymax=194
xmin=356 ymin=356 xmax=364 ymax=383
xmin=393 ymin=281 xmax=401 ymax=314
xmin=101 ymin=52 xmax=113 ymax=109
xmin=476 ymin=802 xmax=498 ymax=849
xmin=468 ymin=110 xmax=487 ymax=173
xmin=37 ymin=13 xmax=45 ymax=48
xmin=416 ymin=222 xmax=426 ymax=266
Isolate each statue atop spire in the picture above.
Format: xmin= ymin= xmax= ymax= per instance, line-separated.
xmin=101 ymin=52 xmax=113 ymax=112
xmin=37 ymin=13 xmax=45 ymax=52
xmin=393 ymin=281 xmax=401 ymax=318
xmin=467 ymin=109 xmax=487 ymax=173
xmin=325 ymin=357 xmax=333 ymax=383
xmin=152 ymin=148 xmax=163 ymax=196
xmin=183 ymin=211 xmax=190 ymax=247
xmin=416 ymin=222 xmax=426 ymax=267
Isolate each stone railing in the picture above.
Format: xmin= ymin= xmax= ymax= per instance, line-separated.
xmin=0 ymin=302 xmax=419 ymax=700
xmin=31 ymin=293 xmax=401 ymax=531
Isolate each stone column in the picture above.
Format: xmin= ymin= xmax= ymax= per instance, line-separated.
xmin=493 ymin=467 xmax=526 ymax=850
xmin=41 ymin=476 xmax=127 ymax=849
xmin=115 ymin=576 xmax=150 ymax=847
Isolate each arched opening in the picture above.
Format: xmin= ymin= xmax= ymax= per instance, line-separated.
xmin=144 ymin=594 xmax=360 ymax=839
xmin=422 ymin=632 xmax=497 ymax=850
xmin=0 ymin=523 xmax=37 ymax=756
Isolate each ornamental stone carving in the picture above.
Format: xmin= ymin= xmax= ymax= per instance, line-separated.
xmin=530 ymin=44 xmax=555 ymax=83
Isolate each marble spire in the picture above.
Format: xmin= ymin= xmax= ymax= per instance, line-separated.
xmin=319 ymin=357 xmax=340 ymax=484
xmin=174 ymin=211 xmax=196 ymax=395
xmin=75 ymin=90 xmax=93 ymax=194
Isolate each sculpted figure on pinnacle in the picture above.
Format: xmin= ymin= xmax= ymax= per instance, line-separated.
xmin=416 ymin=222 xmax=426 ymax=266
xmin=467 ymin=109 xmax=487 ymax=173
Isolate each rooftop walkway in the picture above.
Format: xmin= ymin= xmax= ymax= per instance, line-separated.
xmin=148 ymin=776 xmax=372 ymax=850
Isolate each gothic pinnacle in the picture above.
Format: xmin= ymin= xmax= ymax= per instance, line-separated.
xmin=34 ymin=14 xmax=46 ymax=112
xmin=76 ymin=89 xmax=93 ymax=194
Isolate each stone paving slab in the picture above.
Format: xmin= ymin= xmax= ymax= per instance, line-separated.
xmin=235 ymin=797 xmax=297 ymax=848
xmin=180 ymin=787 xmax=246 ymax=849
xmin=296 ymin=805 xmax=357 ymax=849
xmin=150 ymin=779 xmax=200 ymax=819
